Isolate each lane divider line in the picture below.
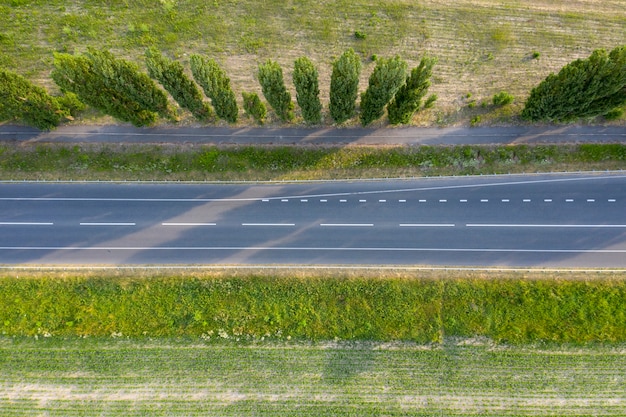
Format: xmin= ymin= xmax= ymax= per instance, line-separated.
xmin=0 ymin=222 xmax=54 ymax=226
xmin=79 ymin=222 xmax=136 ymax=226
xmin=320 ymin=223 xmax=373 ymax=227
xmin=400 ymin=224 xmax=455 ymax=227
xmin=242 ymin=223 xmax=295 ymax=226
xmin=162 ymin=223 xmax=216 ymax=226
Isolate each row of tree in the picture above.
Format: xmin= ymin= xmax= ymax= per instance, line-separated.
xmin=2 ymin=46 xmax=625 ymax=129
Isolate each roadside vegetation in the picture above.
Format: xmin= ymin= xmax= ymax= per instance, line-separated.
xmin=1 ymin=0 xmax=625 ymax=127
xmin=1 ymin=269 xmax=625 ymax=343
xmin=0 ymin=142 xmax=624 ymax=181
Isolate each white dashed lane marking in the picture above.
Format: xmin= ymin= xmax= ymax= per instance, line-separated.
xmin=320 ymin=223 xmax=373 ymax=227
xmin=162 ymin=223 xmax=216 ymax=226
xmin=400 ymin=223 xmax=455 ymax=227
xmin=80 ymin=222 xmax=135 ymax=226
xmin=242 ymin=223 xmax=295 ymax=227
xmin=0 ymin=222 xmax=54 ymax=226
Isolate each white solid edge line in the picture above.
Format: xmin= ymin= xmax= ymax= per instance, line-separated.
xmin=1 ymin=246 xmax=625 ymax=253
xmin=0 ymin=222 xmax=54 ymax=225
xmin=162 ymin=223 xmax=216 ymax=226
xmin=400 ymin=224 xmax=455 ymax=227
xmin=466 ymin=224 xmax=626 ymax=228
xmin=79 ymin=222 xmax=135 ymax=226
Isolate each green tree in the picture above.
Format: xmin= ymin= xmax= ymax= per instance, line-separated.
xmin=293 ymin=57 xmax=322 ymax=124
xmin=521 ymin=46 xmax=626 ymax=122
xmin=257 ymin=60 xmax=294 ymax=122
xmin=329 ymin=49 xmax=362 ymax=124
xmin=0 ymin=68 xmax=67 ymax=130
xmin=145 ymin=47 xmax=212 ymax=122
xmin=242 ymin=91 xmax=267 ymax=124
xmin=189 ymin=55 xmax=238 ymax=123
xmin=387 ymin=56 xmax=436 ymax=125
xmin=52 ymin=49 xmax=173 ymax=126
xmin=87 ymin=49 xmax=173 ymax=120
xmin=359 ymin=56 xmax=408 ymax=126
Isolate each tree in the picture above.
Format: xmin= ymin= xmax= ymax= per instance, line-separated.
xmin=257 ymin=60 xmax=294 ymax=122
xmin=521 ymin=45 xmax=626 ymax=122
xmin=293 ymin=57 xmax=322 ymax=124
xmin=0 ymin=68 xmax=68 ymax=130
xmin=387 ymin=56 xmax=436 ymax=125
xmin=52 ymin=49 xmax=173 ymax=126
xmin=86 ymin=49 xmax=174 ymax=120
xmin=242 ymin=91 xmax=267 ymax=124
xmin=359 ymin=56 xmax=408 ymax=126
xmin=329 ymin=49 xmax=362 ymax=124
xmin=145 ymin=47 xmax=212 ymax=122
xmin=189 ymin=55 xmax=238 ymax=123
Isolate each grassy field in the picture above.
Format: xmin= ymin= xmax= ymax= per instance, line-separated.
xmin=1 ymin=0 xmax=625 ymax=126
xmin=1 ymin=336 xmax=626 ymax=416
xmin=1 ymin=142 xmax=625 ymax=181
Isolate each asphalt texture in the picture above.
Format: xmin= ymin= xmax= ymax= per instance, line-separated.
xmin=1 ymin=173 xmax=625 ymax=266
xmin=1 ymin=124 xmax=626 ymax=145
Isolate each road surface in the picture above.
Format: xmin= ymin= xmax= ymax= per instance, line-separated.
xmin=1 ymin=173 xmax=625 ymax=267
xmin=1 ymin=124 xmax=626 ymax=145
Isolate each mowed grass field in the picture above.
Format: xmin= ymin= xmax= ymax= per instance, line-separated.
xmin=1 ymin=0 xmax=625 ymax=125
xmin=2 ymin=337 xmax=626 ymax=417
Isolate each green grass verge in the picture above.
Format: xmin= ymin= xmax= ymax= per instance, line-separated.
xmin=2 ymin=0 xmax=626 ymax=125
xmin=2 ymin=270 xmax=625 ymax=344
xmin=1 ymin=142 xmax=625 ymax=181
xmin=1 ymin=337 xmax=626 ymax=416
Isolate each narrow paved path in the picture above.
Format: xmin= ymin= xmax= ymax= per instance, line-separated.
xmin=1 ymin=124 xmax=625 ymax=145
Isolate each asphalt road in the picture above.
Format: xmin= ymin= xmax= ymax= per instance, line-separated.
xmin=1 ymin=124 xmax=626 ymax=145
xmin=1 ymin=173 xmax=625 ymax=267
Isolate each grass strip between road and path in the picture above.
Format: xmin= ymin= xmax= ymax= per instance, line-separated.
xmin=0 ymin=142 xmax=625 ymax=181
xmin=1 ymin=269 xmax=625 ymax=344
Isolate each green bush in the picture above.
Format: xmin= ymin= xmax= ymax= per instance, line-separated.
xmin=521 ymin=45 xmax=626 ymax=122
xmin=257 ymin=60 xmax=294 ymax=122
xmin=387 ymin=57 xmax=437 ymax=125
xmin=189 ymin=55 xmax=238 ymax=123
xmin=145 ymin=47 xmax=213 ymax=122
xmin=424 ymin=93 xmax=437 ymax=109
xmin=52 ymin=49 xmax=173 ymax=127
xmin=492 ymin=91 xmax=514 ymax=106
xmin=242 ymin=91 xmax=267 ymax=124
xmin=0 ymin=68 xmax=67 ymax=130
xmin=329 ymin=49 xmax=362 ymax=124
xmin=293 ymin=57 xmax=322 ymax=124
xmin=359 ymin=55 xmax=408 ymax=126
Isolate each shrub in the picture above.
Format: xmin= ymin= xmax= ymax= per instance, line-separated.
xmin=55 ymin=92 xmax=86 ymax=118
xmin=189 ymin=55 xmax=238 ymax=123
xmin=470 ymin=115 xmax=481 ymax=126
xmin=0 ymin=68 xmax=67 ymax=130
xmin=492 ymin=91 xmax=514 ymax=106
xmin=257 ymin=60 xmax=294 ymax=122
xmin=242 ymin=91 xmax=267 ymax=124
xmin=145 ymin=47 xmax=213 ymax=122
xmin=521 ymin=45 xmax=626 ymax=122
xmin=359 ymin=56 xmax=408 ymax=126
xmin=424 ymin=94 xmax=437 ymax=109
xmin=329 ymin=49 xmax=362 ymax=124
xmin=293 ymin=57 xmax=322 ymax=124
xmin=387 ymin=56 xmax=436 ymax=124
xmin=604 ymin=107 xmax=624 ymax=121
xmin=52 ymin=49 xmax=173 ymax=127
